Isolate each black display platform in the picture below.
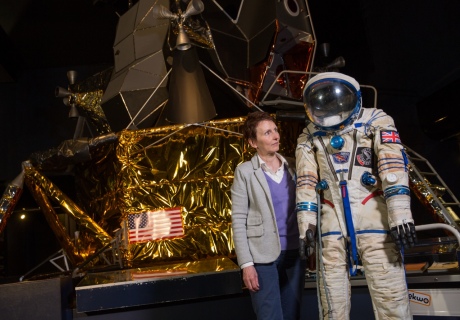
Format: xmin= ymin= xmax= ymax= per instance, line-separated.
xmin=1 ymin=260 xmax=459 ymax=319
xmin=75 ymin=257 xmax=242 ymax=313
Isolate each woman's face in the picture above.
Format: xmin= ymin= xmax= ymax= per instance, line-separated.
xmin=248 ymin=120 xmax=280 ymax=156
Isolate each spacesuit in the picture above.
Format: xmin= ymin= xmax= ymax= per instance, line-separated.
xmin=295 ymin=72 xmax=416 ymax=319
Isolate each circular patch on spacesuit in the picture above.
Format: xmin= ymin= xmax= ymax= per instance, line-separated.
xmin=354 ymin=147 xmax=373 ymax=168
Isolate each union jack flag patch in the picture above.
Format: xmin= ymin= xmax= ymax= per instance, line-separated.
xmin=380 ymin=130 xmax=401 ymax=144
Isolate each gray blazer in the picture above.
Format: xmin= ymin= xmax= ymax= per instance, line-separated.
xmin=231 ymin=153 xmax=296 ymax=268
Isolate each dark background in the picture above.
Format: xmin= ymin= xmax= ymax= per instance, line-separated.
xmin=0 ymin=0 xmax=459 ymax=277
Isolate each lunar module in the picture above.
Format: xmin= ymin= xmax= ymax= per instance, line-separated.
xmin=0 ymin=0 xmax=459 ymax=316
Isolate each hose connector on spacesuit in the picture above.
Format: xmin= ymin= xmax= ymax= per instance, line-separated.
xmin=361 ymin=171 xmax=377 ymax=187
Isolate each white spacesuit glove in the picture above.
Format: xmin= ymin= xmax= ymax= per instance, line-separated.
xmin=386 ymin=191 xmax=417 ymax=250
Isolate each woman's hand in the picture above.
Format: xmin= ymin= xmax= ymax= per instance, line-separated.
xmin=242 ymin=265 xmax=259 ymax=292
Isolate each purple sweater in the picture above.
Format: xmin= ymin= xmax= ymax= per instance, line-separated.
xmin=264 ymin=168 xmax=299 ymax=250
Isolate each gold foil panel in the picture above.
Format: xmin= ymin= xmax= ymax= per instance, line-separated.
xmin=23 ymin=164 xmax=112 ymax=261
xmin=73 ymin=67 xmax=113 ymax=133
xmin=75 ymin=115 xmax=301 ymax=266
xmin=75 ymin=90 xmax=112 ymax=135
xmin=408 ymin=165 xmax=460 ymax=230
xmin=77 ymin=256 xmax=239 ymax=287
xmin=77 ymin=117 xmax=249 ymax=265
xmin=118 ymin=118 xmax=247 ymax=265
xmin=24 ymin=176 xmax=83 ymax=265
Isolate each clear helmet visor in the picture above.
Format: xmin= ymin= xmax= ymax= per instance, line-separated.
xmin=303 ymin=78 xmax=360 ymax=129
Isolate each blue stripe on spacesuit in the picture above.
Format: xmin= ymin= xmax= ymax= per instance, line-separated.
xmin=296 ymin=174 xmax=318 ymax=188
xmin=321 ymin=230 xmax=389 ymax=237
xmin=383 ymin=185 xmax=410 ymax=199
xmin=296 ymin=202 xmax=318 ymax=213
xmin=378 ymin=158 xmax=405 ymax=164
xmin=401 ymin=149 xmax=409 ymax=171
xmin=379 ymin=165 xmax=406 ymax=172
xmin=313 ymin=131 xmax=327 ymax=137
xmin=378 ymin=159 xmax=404 ymax=165
xmin=356 ymin=229 xmax=389 ymax=234
xmin=339 ymin=180 xmax=359 ymax=276
xmin=377 ymin=157 xmax=406 ymax=174
xmin=320 ymin=231 xmax=342 ymax=237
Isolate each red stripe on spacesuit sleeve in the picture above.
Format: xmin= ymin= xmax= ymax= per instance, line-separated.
xmin=361 ymin=190 xmax=384 ymax=205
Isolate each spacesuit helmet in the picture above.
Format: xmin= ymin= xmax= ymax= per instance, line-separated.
xmin=303 ymin=72 xmax=361 ymax=131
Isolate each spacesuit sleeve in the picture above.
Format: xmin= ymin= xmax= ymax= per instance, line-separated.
xmin=371 ymin=109 xmax=414 ymax=228
xmin=295 ymin=130 xmax=319 ymax=238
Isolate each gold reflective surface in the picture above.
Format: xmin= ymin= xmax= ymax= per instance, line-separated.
xmin=409 ymin=165 xmax=460 ymax=228
xmin=77 ymin=117 xmax=251 ymax=266
xmin=24 ymin=164 xmax=112 ymax=262
xmin=75 ymin=90 xmax=112 ymax=135
xmin=77 ymin=256 xmax=239 ymax=287
xmin=0 ymin=114 xmax=301 ymax=269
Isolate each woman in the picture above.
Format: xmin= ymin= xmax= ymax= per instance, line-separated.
xmin=231 ymin=111 xmax=306 ymax=320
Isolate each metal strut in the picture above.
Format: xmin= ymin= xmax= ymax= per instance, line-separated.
xmin=404 ymin=145 xmax=460 ymax=231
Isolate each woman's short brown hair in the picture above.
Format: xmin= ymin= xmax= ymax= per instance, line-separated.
xmin=242 ymin=111 xmax=276 ymax=142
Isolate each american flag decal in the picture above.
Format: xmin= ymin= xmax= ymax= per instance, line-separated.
xmin=380 ymin=130 xmax=401 ymax=144
xmin=128 ymin=207 xmax=184 ymax=243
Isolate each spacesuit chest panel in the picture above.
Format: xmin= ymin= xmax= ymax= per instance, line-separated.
xmin=311 ymin=126 xmax=374 ymax=183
